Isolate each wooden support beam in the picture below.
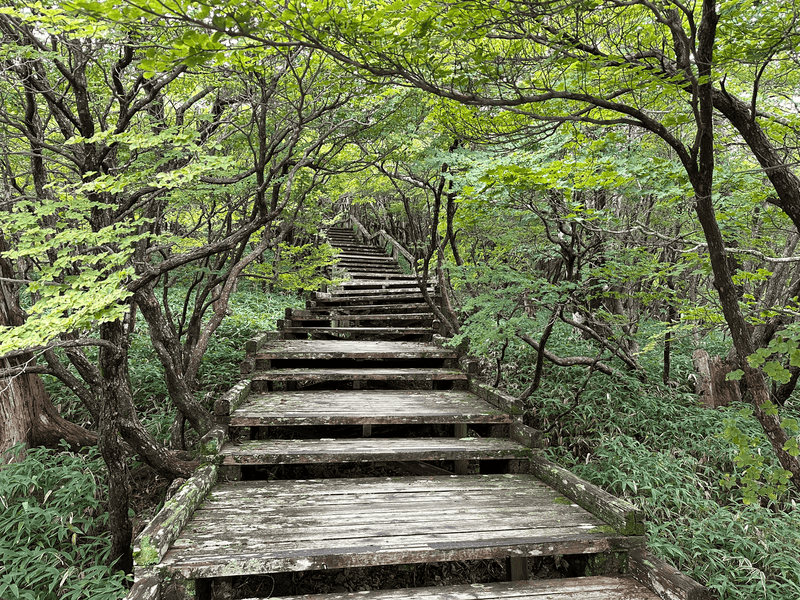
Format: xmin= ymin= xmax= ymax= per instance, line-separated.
xmin=528 ymin=454 xmax=645 ymax=536
xmin=506 ymin=556 xmax=529 ymax=581
xmin=629 ymin=548 xmax=716 ymax=599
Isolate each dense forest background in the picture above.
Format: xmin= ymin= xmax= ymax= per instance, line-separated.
xmin=1 ymin=0 xmax=799 ymax=598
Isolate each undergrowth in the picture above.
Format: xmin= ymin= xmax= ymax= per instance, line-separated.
xmin=0 ymin=444 xmax=129 ymax=600
xmin=15 ymin=282 xmax=303 ymax=598
xmin=488 ymin=320 xmax=800 ymax=600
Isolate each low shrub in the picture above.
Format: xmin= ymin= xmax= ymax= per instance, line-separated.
xmin=0 ymin=444 xmax=128 ymax=599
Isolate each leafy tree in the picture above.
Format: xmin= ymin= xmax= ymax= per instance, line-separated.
xmin=0 ymin=2 xmax=383 ymax=569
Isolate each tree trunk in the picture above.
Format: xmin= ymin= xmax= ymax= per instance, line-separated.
xmin=0 ymin=238 xmax=97 ymax=460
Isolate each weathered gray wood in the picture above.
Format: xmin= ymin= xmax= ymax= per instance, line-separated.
xmin=470 ymin=381 xmax=525 ymax=416
xmin=528 ymin=453 xmax=645 ymax=536
xmin=511 ymin=421 xmax=544 ymax=449
xmin=230 ymin=390 xmax=511 ymax=426
xmin=629 ymin=548 xmax=715 ymax=600
xmin=213 ymin=380 xmax=252 ymax=418
xmin=197 ymin=424 xmax=226 ymax=456
xmin=314 ymin=292 xmax=427 ymax=304
xmin=242 ymin=576 xmax=661 ymax=600
xmin=244 ymin=331 xmax=279 ymax=355
xmin=251 ymin=367 xmax=468 ymax=382
xmin=255 ymin=340 xmax=457 ymax=360
xmin=124 ymin=572 xmax=160 ymax=600
xmin=288 ymin=311 xmax=434 ymax=321
xmin=506 ymin=556 xmax=528 ymax=581
xmin=219 ymin=437 xmax=533 ymax=465
xmin=307 ymin=302 xmax=430 ymax=313
xmin=279 ymin=327 xmax=433 ymax=336
xmin=328 ymin=286 xmax=435 ymax=296
xmin=159 ymin=474 xmax=645 ymax=579
xmin=132 ymin=464 xmax=218 ymax=568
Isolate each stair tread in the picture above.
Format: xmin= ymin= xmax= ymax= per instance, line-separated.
xmin=220 ymin=437 xmax=532 ymax=464
xmin=160 ymin=474 xmax=644 ymax=578
xmin=287 ymin=313 xmax=434 ymax=321
xmin=326 ymin=287 xmax=434 ymax=296
xmin=281 ymin=327 xmax=433 ymax=333
xmin=254 ymin=340 xmax=456 ymax=359
xmin=306 ymin=303 xmax=431 ymax=313
xmin=313 ymin=293 xmax=429 ymax=304
xmin=230 ymin=389 xmax=512 ymax=426
xmin=242 ymin=577 xmax=661 ymax=600
xmin=251 ymin=367 xmax=468 ymax=381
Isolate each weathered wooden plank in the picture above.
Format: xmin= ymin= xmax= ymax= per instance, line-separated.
xmin=124 ymin=572 xmax=160 ymax=600
xmin=241 ymin=576 xmax=661 ymax=600
xmin=307 ymin=302 xmax=431 ymax=313
xmin=178 ymin=504 xmax=599 ymax=530
xmin=132 ymin=465 xmax=217 ymax=568
xmin=255 ymin=340 xmax=457 ymax=359
xmin=328 ymin=286 xmax=435 ymax=296
xmin=158 ymin=475 xmax=644 ymax=578
xmin=280 ymin=327 xmax=433 ymax=335
xmin=470 ymin=381 xmax=525 ymax=416
xmin=288 ymin=312 xmax=434 ymax=321
xmin=511 ymin=422 xmax=544 ymax=449
xmin=219 ymin=437 xmax=532 ymax=465
xmin=314 ymin=293 xmax=427 ymax=304
xmin=528 ymin=454 xmax=646 ymax=536
xmin=197 ymin=424 xmax=226 ymax=456
xmin=213 ymin=380 xmax=252 ymax=418
xmin=629 ymin=548 xmax=715 ymax=600
xmin=251 ymin=367 xmax=468 ymax=382
xmin=244 ymin=331 xmax=280 ymax=355
xmin=161 ymin=535 xmax=642 ymax=579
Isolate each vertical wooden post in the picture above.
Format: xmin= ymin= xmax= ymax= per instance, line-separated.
xmin=506 ymin=557 xmax=529 ymax=581
xmin=454 ymin=423 xmax=469 ymax=475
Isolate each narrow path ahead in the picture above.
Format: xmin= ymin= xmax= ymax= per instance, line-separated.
xmin=128 ymin=227 xmax=712 ymax=600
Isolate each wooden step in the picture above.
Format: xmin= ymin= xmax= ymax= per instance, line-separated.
xmin=336 ymin=254 xmax=398 ymax=263
xmin=251 ymin=368 xmax=467 ymax=388
xmin=230 ymin=390 xmax=513 ymax=426
xmin=253 ymin=340 xmax=456 ymax=360
xmin=159 ymin=475 xmax=645 ymax=579
xmin=241 ymin=577 xmax=662 ymax=600
xmin=285 ymin=312 xmax=434 ymax=322
xmin=336 ymin=278 xmax=428 ymax=286
xmin=311 ymin=293 xmax=429 ymax=305
xmin=305 ymin=302 xmax=431 ymax=314
xmin=326 ymin=287 xmax=434 ymax=296
xmin=220 ymin=437 xmax=532 ymax=465
xmin=280 ymin=326 xmax=433 ymax=338
xmin=344 ymin=272 xmax=419 ymax=280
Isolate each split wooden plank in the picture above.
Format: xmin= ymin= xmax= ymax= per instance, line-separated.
xmin=241 ymin=576 xmax=661 ymax=600
xmin=219 ymin=437 xmax=532 ymax=465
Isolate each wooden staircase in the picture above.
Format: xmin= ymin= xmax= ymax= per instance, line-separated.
xmin=129 ymin=226 xmax=713 ymax=600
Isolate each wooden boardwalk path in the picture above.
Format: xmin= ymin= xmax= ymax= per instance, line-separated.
xmin=128 ymin=225 xmax=713 ymax=600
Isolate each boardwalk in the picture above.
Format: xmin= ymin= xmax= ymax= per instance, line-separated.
xmin=128 ymin=224 xmax=711 ymax=600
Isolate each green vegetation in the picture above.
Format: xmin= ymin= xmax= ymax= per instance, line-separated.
xmin=1 ymin=0 xmax=800 ymax=597
xmin=0 ymin=445 xmax=128 ymax=600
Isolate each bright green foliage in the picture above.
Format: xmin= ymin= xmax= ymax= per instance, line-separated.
xmin=0 ymin=445 xmax=128 ymax=599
